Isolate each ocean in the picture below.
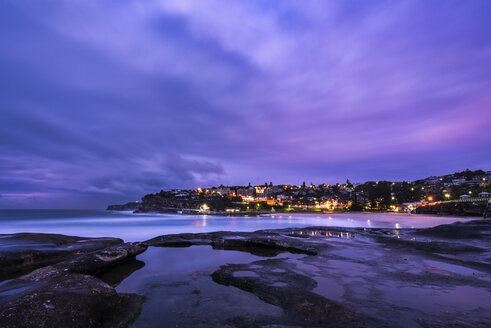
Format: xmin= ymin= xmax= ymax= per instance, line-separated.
xmin=0 ymin=210 xmax=474 ymax=242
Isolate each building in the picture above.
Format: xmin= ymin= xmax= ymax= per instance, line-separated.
xmin=237 ymin=188 xmax=254 ymax=197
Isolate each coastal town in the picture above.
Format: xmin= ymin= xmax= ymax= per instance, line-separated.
xmin=109 ymin=169 xmax=491 ymax=216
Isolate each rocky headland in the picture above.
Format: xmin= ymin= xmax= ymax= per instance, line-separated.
xmin=415 ymin=200 xmax=491 ymax=217
xmin=106 ymin=202 xmax=141 ymax=211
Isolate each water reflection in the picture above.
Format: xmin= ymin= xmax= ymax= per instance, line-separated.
xmin=190 ymin=220 xmax=203 ymax=226
xmin=392 ymin=230 xmax=400 ymax=238
xmin=97 ymin=259 xmax=146 ymax=287
xmin=291 ymin=230 xmax=355 ymax=239
xmin=116 ymin=246 xmax=290 ymax=327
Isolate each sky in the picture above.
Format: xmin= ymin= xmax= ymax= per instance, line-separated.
xmin=1 ymin=0 xmax=490 ymax=209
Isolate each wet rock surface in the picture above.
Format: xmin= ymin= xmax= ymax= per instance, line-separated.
xmin=212 ymin=258 xmax=381 ymax=327
xmin=146 ymin=231 xmax=320 ymax=256
xmin=0 ymin=240 xmax=147 ymax=328
xmin=142 ymin=220 xmax=491 ymax=327
xmin=413 ymin=219 xmax=491 ymax=239
xmin=0 ymin=233 xmax=123 ymax=280
xmin=1 ymin=220 xmax=491 ymax=328
xmin=0 ymin=273 xmax=143 ymax=328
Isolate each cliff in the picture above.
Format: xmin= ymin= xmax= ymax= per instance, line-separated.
xmin=415 ymin=201 xmax=489 ymax=217
xmin=106 ymin=202 xmax=141 ymax=211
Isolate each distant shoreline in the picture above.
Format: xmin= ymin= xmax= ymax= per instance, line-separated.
xmin=110 ymin=208 xmax=485 ymax=220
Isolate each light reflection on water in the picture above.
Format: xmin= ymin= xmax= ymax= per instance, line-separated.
xmin=291 ymin=230 xmax=355 ymax=239
xmin=0 ymin=210 xmax=476 ymax=242
xmin=112 ymin=246 xmax=291 ymax=327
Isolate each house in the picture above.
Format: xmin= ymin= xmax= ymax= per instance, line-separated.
xmin=237 ymin=188 xmax=253 ymax=197
xmin=217 ymin=187 xmax=232 ymax=195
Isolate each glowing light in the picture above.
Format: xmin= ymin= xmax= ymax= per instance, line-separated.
xmin=445 ymin=193 xmax=450 ymax=198
xmin=395 ymin=223 xmax=400 ymax=229
xmin=428 ymin=196 xmax=433 ymax=201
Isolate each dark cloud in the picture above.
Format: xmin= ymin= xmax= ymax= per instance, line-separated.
xmin=0 ymin=0 xmax=490 ymax=208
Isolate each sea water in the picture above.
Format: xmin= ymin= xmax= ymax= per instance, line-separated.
xmin=0 ymin=210 xmax=475 ymax=242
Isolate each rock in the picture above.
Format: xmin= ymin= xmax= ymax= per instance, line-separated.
xmin=0 ymin=272 xmax=143 ymax=328
xmin=0 ymin=241 xmax=148 ymax=328
xmin=52 ymin=242 xmax=148 ymax=275
xmin=413 ymin=220 xmax=491 ymax=239
xmin=0 ymin=233 xmax=123 ymax=280
xmin=374 ymin=235 xmax=488 ymax=254
xmin=106 ymin=202 xmax=141 ymax=211
xmin=415 ymin=202 xmax=488 ymax=216
xmin=211 ymin=258 xmax=379 ymax=327
xmin=96 ymin=259 xmax=145 ymax=287
xmin=146 ymin=231 xmax=319 ymax=256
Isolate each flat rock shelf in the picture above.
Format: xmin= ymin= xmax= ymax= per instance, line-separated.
xmin=1 ymin=220 xmax=490 ymax=327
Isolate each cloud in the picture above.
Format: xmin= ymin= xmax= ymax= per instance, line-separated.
xmin=0 ymin=0 xmax=490 ymax=208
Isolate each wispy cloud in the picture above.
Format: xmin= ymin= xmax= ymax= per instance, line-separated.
xmin=0 ymin=0 xmax=490 ymax=208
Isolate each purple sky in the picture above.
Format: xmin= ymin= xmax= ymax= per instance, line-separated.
xmin=1 ymin=0 xmax=490 ymax=209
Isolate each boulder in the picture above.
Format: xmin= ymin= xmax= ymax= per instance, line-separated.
xmin=0 ymin=233 xmax=123 ymax=280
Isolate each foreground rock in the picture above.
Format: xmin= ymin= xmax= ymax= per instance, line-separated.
xmin=0 ymin=273 xmax=143 ymax=328
xmin=2 ymin=220 xmax=490 ymax=327
xmin=0 ymin=242 xmax=147 ymax=328
xmin=413 ymin=219 xmax=491 ymax=239
xmin=145 ymin=220 xmax=491 ymax=327
xmin=212 ymin=258 xmax=381 ymax=327
xmin=147 ymin=220 xmax=491 ymax=264
xmin=0 ymin=233 xmax=123 ymax=280
xmin=146 ymin=230 xmax=320 ymax=256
